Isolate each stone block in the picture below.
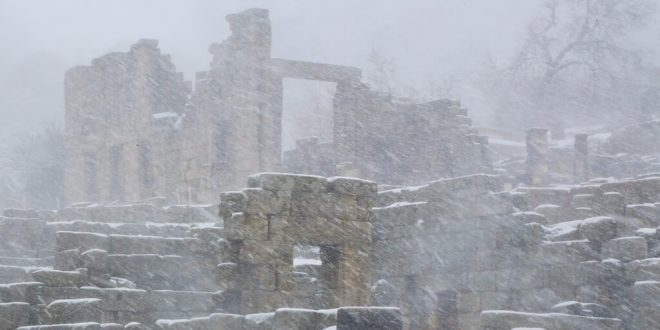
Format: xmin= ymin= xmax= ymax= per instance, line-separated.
xmin=0 ymin=282 xmax=41 ymax=303
xmin=56 ymin=231 xmax=109 ymax=252
xmin=0 ymin=218 xmax=46 ymax=256
xmin=480 ymin=310 xmax=623 ymax=330
xmin=457 ymin=292 xmax=480 ymax=313
xmin=100 ymin=288 xmax=150 ymax=313
xmin=150 ymin=291 xmax=216 ymax=313
xmin=216 ymin=263 xmax=239 ymax=289
xmin=248 ymin=173 xmax=298 ymax=192
xmin=480 ymin=292 xmax=513 ymax=311
xmin=336 ymin=307 xmax=402 ymax=330
xmin=572 ymin=194 xmax=595 ymax=208
xmin=633 ymin=306 xmax=660 ymax=330
xmin=219 ymin=191 xmax=247 ymax=218
xmin=537 ymin=240 xmax=599 ymax=264
xmin=601 ymin=236 xmax=647 ymax=262
xmin=327 ymin=176 xmax=377 ymax=198
xmin=208 ymin=313 xmax=244 ymax=329
xmin=243 ymin=312 xmax=275 ymax=330
xmin=633 ymin=280 xmax=660 ymax=308
xmin=2 ymin=209 xmax=40 ymax=218
xmin=578 ymin=217 xmax=618 ymax=243
xmin=80 ymin=249 xmax=108 ymax=273
xmin=238 ymin=241 xmax=292 ymax=265
xmin=0 ymin=302 xmax=31 ymax=330
xmin=273 ymin=308 xmax=318 ymax=329
xmin=292 ymin=175 xmax=328 ymax=194
xmin=225 ymin=213 xmax=269 ymax=241
xmin=55 ymin=249 xmax=81 ymax=271
xmin=271 ymin=216 xmax=372 ymax=245
xmin=600 ymin=192 xmax=626 ymax=215
xmin=513 ymin=211 xmax=548 ymax=225
xmin=47 ymin=298 xmax=102 ymax=324
xmin=31 ymin=269 xmax=87 ymax=287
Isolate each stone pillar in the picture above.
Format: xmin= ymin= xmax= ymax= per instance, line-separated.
xmin=525 ymin=128 xmax=549 ymax=186
xmin=574 ymin=134 xmax=589 ymax=183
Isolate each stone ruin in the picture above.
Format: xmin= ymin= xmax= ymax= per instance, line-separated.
xmin=62 ymin=8 xmax=489 ymax=206
xmin=3 ymin=166 xmax=660 ymax=329
xmin=2 ymin=6 xmax=660 ymax=330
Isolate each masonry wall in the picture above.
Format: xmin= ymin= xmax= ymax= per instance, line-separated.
xmin=371 ymin=174 xmax=660 ymax=330
xmin=217 ymin=173 xmax=376 ymax=314
xmin=63 ymin=8 xmax=491 ymax=206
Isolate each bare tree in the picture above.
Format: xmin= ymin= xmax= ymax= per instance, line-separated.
xmin=484 ymin=0 xmax=658 ymax=137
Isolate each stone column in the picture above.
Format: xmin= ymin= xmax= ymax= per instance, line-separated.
xmin=525 ymin=128 xmax=549 ymax=186
xmin=573 ymin=134 xmax=589 ymax=183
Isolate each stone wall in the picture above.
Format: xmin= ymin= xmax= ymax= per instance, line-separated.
xmin=0 ymin=173 xmax=405 ymax=329
xmin=217 ymin=173 xmax=376 ymax=314
xmin=63 ymin=8 xmax=490 ymax=206
xmin=285 ymin=98 xmax=490 ymax=186
xmin=4 ymin=171 xmax=660 ymax=329
xmin=371 ymin=173 xmax=660 ymax=330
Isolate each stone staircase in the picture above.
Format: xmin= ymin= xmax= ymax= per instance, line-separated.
xmin=480 ymin=174 xmax=660 ymax=329
xmin=0 ymin=202 xmax=223 ymax=329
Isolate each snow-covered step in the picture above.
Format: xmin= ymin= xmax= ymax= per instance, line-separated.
xmin=55 ymin=232 xmax=213 ymax=257
xmin=627 ymin=258 xmax=660 ymax=282
xmin=0 ymin=302 xmax=31 ymax=329
xmin=0 ymin=265 xmax=38 ymax=284
xmin=0 ymin=256 xmax=52 ymax=267
xmin=46 ymin=298 xmax=102 ymax=324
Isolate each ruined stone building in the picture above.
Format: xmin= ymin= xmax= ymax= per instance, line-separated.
xmin=63 ymin=8 xmax=489 ymax=205
xmin=3 ymin=6 xmax=660 ymax=330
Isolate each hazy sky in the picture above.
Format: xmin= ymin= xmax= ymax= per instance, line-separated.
xmin=0 ymin=0 xmax=657 ymax=138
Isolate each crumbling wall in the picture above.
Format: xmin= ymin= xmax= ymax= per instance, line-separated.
xmin=286 ymin=95 xmax=490 ymax=186
xmin=63 ymin=8 xmax=491 ymax=205
xmin=64 ymin=39 xmax=190 ymax=204
xmin=217 ymin=173 xmax=376 ymax=314
xmin=372 ymin=174 xmax=660 ymax=330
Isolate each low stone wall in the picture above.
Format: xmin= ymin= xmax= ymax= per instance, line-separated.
xmin=217 ymin=173 xmax=376 ymax=314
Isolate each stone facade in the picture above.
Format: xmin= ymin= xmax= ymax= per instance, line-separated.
xmin=63 ymin=8 xmax=489 ymax=205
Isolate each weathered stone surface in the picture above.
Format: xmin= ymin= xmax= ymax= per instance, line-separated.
xmin=601 ymin=236 xmax=647 ymax=262
xmin=480 ymin=310 xmax=623 ymax=330
xmin=31 ymin=269 xmax=87 ymax=287
xmin=0 ymin=302 xmax=31 ymax=330
xmin=47 ymin=298 xmax=102 ymax=324
xmin=579 ymin=217 xmax=618 ymax=243
xmin=273 ymin=308 xmax=318 ymax=329
xmin=336 ymin=307 xmax=402 ymax=330
xmin=57 ymin=232 xmax=109 ymax=252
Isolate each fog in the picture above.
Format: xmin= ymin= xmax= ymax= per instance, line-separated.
xmin=1 ymin=1 xmax=660 ymax=329
xmin=0 ymin=0 xmax=549 ymax=137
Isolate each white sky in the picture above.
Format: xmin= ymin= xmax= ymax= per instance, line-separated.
xmin=0 ymin=0 xmax=657 ymax=137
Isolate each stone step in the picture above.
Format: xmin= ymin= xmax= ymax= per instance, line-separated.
xmin=0 ymin=302 xmax=32 ymax=329
xmin=45 ymin=221 xmax=216 ymax=238
xmin=0 ymin=256 xmax=52 ymax=267
xmin=17 ymin=323 xmax=120 ymax=330
xmin=481 ymin=310 xmax=623 ymax=330
xmin=55 ymin=232 xmax=216 ymax=257
xmin=627 ymin=258 xmax=660 ymax=282
xmin=46 ymin=298 xmax=103 ymax=325
xmin=0 ymin=265 xmax=40 ymax=284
